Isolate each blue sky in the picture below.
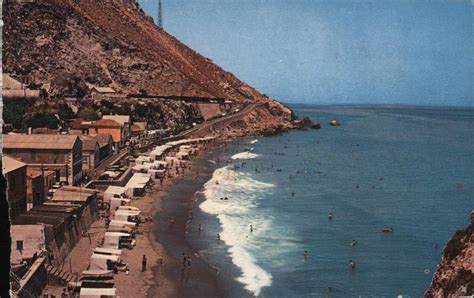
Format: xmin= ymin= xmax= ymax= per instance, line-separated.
xmin=139 ymin=0 xmax=472 ymax=106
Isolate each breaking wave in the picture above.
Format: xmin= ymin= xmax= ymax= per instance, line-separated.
xmin=200 ymin=165 xmax=274 ymax=296
xmin=232 ymin=151 xmax=259 ymax=160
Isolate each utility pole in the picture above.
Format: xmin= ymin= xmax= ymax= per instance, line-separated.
xmin=157 ymin=0 xmax=163 ymax=29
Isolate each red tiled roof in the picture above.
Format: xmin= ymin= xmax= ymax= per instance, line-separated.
xmin=130 ymin=124 xmax=145 ymax=132
xmin=90 ymin=119 xmax=122 ymax=128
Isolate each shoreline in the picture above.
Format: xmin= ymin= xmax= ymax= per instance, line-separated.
xmin=146 ymin=141 xmax=240 ymax=297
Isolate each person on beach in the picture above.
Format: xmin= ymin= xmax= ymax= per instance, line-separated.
xmin=304 ymin=250 xmax=308 ymax=260
xmin=182 ymin=253 xmax=187 ymax=267
xmin=187 ymin=256 xmax=192 ymax=269
xmin=142 ymin=254 xmax=147 ymax=272
xmin=349 ymin=260 xmax=356 ymax=270
xmin=61 ymin=288 xmax=69 ymax=298
xmin=169 ymin=217 xmax=175 ymax=230
xmin=328 ymin=212 xmax=333 ymax=221
xmin=250 ymin=225 xmax=253 ymax=233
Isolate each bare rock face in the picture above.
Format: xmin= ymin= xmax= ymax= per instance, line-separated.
xmin=302 ymin=117 xmax=321 ymax=129
xmin=3 ymin=0 xmax=292 ymax=134
xmin=425 ymin=219 xmax=474 ymax=297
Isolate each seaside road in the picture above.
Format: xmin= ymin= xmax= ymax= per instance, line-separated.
xmin=180 ymin=103 xmax=261 ymax=138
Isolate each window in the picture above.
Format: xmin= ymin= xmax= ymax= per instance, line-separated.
xmin=16 ymin=240 xmax=23 ymax=251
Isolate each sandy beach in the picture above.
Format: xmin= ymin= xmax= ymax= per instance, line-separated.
xmin=145 ymin=141 xmax=231 ymax=298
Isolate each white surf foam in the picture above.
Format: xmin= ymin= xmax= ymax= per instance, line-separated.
xmin=200 ymin=166 xmax=273 ymax=296
xmin=250 ymin=139 xmax=259 ymax=144
xmin=231 ymin=151 xmax=259 ymax=160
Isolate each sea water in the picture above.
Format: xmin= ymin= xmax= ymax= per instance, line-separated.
xmin=192 ymin=105 xmax=474 ymax=297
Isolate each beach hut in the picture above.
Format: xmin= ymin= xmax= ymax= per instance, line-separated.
xmin=132 ymin=163 xmax=151 ymax=173
xmin=176 ymin=151 xmax=190 ymax=160
xmin=107 ymin=220 xmax=135 ymax=233
xmin=125 ymin=173 xmax=150 ymax=197
xmin=103 ymin=186 xmax=127 ymax=203
xmin=108 ymin=219 xmax=137 ymax=229
xmin=135 ymin=155 xmax=151 ymax=165
xmin=113 ymin=209 xmax=141 ymax=222
xmin=109 ymin=197 xmax=131 ymax=211
xmin=103 ymin=232 xmax=135 ymax=249
xmin=117 ymin=206 xmax=140 ymax=212
xmin=148 ymin=169 xmax=167 ymax=180
xmin=151 ymin=160 xmax=168 ymax=169
xmin=81 ymin=270 xmax=114 ymax=278
xmin=94 ymin=247 xmax=122 ymax=256
xmin=89 ymin=253 xmax=120 ymax=271
xmin=149 ymin=144 xmax=172 ymax=161
xmin=79 ymin=287 xmax=116 ymax=298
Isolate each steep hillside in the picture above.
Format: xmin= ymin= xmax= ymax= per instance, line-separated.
xmin=3 ymin=0 xmax=277 ymax=103
xmin=425 ymin=218 xmax=474 ymax=297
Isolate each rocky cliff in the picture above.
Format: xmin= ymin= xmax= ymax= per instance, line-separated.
xmin=3 ymin=0 xmax=292 ymax=135
xmin=425 ymin=216 xmax=474 ymax=297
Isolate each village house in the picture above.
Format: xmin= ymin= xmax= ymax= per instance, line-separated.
xmin=79 ymin=135 xmax=101 ymax=170
xmin=88 ymin=119 xmax=124 ymax=149
xmin=43 ymin=170 xmax=57 ymax=199
xmin=26 ymin=168 xmax=45 ymax=211
xmin=91 ymin=134 xmax=115 ymax=161
xmin=10 ymin=224 xmax=47 ymax=267
xmin=3 ymin=134 xmax=83 ymax=185
xmin=3 ymin=155 xmax=28 ymax=218
xmin=50 ymin=186 xmax=99 ymax=229
xmin=102 ymin=115 xmax=131 ymax=144
xmin=12 ymin=186 xmax=99 ymax=268
xmin=130 ymin=121 xmax=147 ymax=138
xmin=89 ymin=85 xmax=126 ymax=102
xmin=2 ymin=73 xmax=40 ymax=99
xmin=10 ymin=224 xmax=48 ymax=297
xmin=12 ymin=206 xmax=82 ymax=267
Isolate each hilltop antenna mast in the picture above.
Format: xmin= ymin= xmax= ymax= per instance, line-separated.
xmin=157 ymin=0 xmax=163 ymax=29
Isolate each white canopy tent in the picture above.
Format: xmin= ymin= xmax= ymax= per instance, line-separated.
xmin=103 ymin=186 xmax=127 ymax=203
xmin=110 ymin=197 xmax=131 ymax=211
xmin=103 ymin=232 xmax=132 ymax=249
xmin=94 ymin=247 xmax=122 ymax=256
xmin=79 ymin=287 xmax=116 ymax=298
xmin=135 ymin=155 xmax=152 ymax=165
xmin=89 ymin=253 xmax=120 ymax=271
xmin=125 ymin=173 xmax=150 ymax=197
xmin=117 ymin=206 xmax=140 ymax=212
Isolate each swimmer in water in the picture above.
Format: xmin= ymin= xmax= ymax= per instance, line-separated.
xmin=304 ymin=250 xmax=308 ymax=260
xmin=350 ymin=240 xmax=358 ymax=246
xmin=217 ymin=233 xmax=220 ymax=240
xmin=349 ymin=260 xmax=356 ymax=270
xmin=328 ymin=212 xmax=333 ymax=221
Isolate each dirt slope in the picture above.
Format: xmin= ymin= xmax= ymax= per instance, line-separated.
xmin=3 ymin=0 xmax=279 ymax=103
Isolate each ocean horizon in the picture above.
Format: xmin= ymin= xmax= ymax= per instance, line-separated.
xmin=187 ymin=104 xmax=474 ymax=297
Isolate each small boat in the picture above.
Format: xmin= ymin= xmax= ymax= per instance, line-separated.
xmin=382 ymin=227 xmax=394 ymax=233
xmin=329 ymin=119 xmax=341 ymax=126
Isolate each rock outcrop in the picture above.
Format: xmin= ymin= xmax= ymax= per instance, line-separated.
xmin=425 ymin=213 xmax=474 ymax=297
